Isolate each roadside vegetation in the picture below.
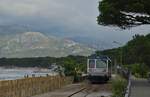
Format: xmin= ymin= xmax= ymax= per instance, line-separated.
xmin=124 ymin=63 xmax=149 ymax=78
xmin=112 ymin=75 xmax=128 ymax=97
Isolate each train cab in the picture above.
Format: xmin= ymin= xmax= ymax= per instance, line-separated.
xmin=87 ymin=55 xmax=111 ymax=82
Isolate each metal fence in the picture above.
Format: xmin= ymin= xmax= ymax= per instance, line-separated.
xmin=118 ymin=68 xmax=131 ymax=97
xmin=125 ymin=73 xmax=131 ymax=97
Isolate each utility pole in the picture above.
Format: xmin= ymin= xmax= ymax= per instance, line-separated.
xmin=113 ymin=41 xmax=123 ymax=66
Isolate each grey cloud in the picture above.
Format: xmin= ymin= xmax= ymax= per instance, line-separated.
xmin=0 ymin=0 xmax=149 ymax=49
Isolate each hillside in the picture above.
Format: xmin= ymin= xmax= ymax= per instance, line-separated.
xmin=98 ymin=34 xmax=150 ymax=67
xmin=0 ymin=32 xmax=95 ymax=58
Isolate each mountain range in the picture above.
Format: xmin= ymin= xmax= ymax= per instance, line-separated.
xmin=70 ymin=36 xmax=114 ymax=50
xmin=0 ymin=32 xmax=95 ymax=58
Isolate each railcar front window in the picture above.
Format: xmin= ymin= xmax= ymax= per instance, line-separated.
xmin=96 ymin=60 xmax=107 ymax=68
xmin=89 ymin=59 xmax=95 ymax=68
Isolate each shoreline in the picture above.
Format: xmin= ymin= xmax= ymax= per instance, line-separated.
xmin=0 ymin=67 xmax=58 ymax=81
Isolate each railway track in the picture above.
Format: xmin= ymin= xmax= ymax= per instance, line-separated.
xmin=31 ymin=82 xmax=112 ymax=97
xmin=67 ymin=83 xmax=112 ymax=97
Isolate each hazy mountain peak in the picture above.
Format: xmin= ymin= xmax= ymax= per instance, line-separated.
xmin=23 ymin=32 xmax=46 ymax=37
xmin=0 ymin=32 xmax=95 ymax=58
xmin=21 ymin=32 xmax=49 ymax=41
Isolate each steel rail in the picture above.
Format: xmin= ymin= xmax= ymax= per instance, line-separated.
xmin=67 ymin=87 xmax=86 ymax=97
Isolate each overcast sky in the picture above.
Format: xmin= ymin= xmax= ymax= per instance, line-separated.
xmin=0 ymin=0 xmax=150 ymax=48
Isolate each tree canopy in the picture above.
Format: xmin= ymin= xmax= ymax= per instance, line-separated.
xmin=97 ymin=0 xmax=150 ymax=29
xmin=98 ymin=33 xmax=150 ymax=67
xmin=0 ymin=55 xmax=87 ymax=76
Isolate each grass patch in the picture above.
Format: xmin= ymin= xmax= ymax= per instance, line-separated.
xmin=112 ymin=75 xmax=128 ymax=97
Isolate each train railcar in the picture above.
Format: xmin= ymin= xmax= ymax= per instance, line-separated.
xmin=87 ymin=55 xmax=112 ymax=82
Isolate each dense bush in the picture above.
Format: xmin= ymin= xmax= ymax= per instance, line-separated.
xmin=125 ymin=63 xmax=149 ymax=78
xmin=112 ymin=75 xmax=128 ymax=97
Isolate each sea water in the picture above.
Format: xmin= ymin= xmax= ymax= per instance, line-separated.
xmin=0 ymin=67 xmax=57 ymax=80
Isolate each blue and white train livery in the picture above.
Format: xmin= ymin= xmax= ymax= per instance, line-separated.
xmin=87 ymin=55 xmax=112 ymax=82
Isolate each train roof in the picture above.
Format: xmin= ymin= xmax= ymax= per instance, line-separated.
xmin=88 ymin=55 xmax=111 ymax=61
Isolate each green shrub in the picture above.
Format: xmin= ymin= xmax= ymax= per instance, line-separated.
xmin=123 ymin=63 xmax=149 ymax=78
xmin=130 ymin=63 xmax=149 ymax=78
xmin=112 ymin=76 xmax=128 ymax=97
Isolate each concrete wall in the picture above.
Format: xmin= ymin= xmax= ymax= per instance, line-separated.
xmin=0 ymin=76 xmax=73 ymax=97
